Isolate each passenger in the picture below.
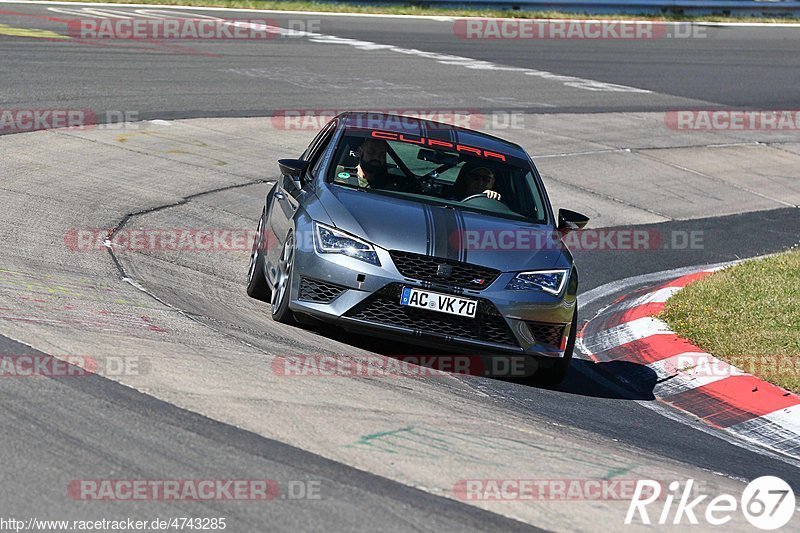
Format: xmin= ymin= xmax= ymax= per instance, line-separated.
xmin=355 ymin=138 xmax=391 ymax=189
xmin=337 ymin=138 xmax=414 ymax=192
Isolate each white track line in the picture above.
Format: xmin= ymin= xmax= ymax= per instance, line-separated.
xmin=574 ymin=338 xmax=800 ymax=469
xmin=35 ymin=5 xmax=652 ymax=93
xmin=581 ymin=315 xmax=671 ymax=354
xmin=578 ymin=259 xmax=745 ymax=311
xmin=580 ymin=258 xmax=800 ymax=465
xmin=726 ymin=408 xmax=800 ymax=458
xmin=611 ymin=286 xmax=682 ymax=312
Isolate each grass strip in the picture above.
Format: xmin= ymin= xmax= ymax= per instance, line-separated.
xmin=661 ymin=249 xmax=800 ymax=392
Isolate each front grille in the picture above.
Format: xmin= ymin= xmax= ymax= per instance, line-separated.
xmin=344 ymin=283 xmax=517 ymax=347
xmin=526 ymin=322 xmax=565 ymax=347
xmin=389 ymin=251 xmax=500 ymax=290
xmin=298 ymin=277 xmax=347 ymax=303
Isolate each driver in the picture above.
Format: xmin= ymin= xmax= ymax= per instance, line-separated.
xmin=455 ymin=164 xmax=501 ymax=201
xmin=336 ymin=138 xmax=415 ymax=192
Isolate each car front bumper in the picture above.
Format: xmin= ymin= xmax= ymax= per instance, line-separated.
xmin=287 ymin=243 xmax=576 ymax=358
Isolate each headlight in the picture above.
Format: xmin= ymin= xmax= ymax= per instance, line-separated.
xmin=313 ymin=222 xmax=380 ymax=266
xmin=506 ymin=269 xmax=568 ymax=295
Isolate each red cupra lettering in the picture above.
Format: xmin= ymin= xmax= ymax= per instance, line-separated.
xmin=371 ymin=130 xmax=398 ymax=140
xmin=428 ymin=139 xmax=454 ymax=149
xmin=456 ymin=144 xmax=483 ymax=157
xmin=368 ymin=130 xmax=509 ymax=162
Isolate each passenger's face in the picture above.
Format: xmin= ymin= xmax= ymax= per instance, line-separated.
xmin=359 ymin=141 xmax=388 ymax=178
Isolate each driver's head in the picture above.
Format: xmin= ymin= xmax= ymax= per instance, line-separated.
xmin=464 ymin=166 xmax=495 ymax=196
xmin=357 ymin=139 xmax=388 ymax=180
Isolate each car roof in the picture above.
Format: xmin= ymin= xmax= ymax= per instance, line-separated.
xmin=337 ymin=112 xmax=530 ymax=163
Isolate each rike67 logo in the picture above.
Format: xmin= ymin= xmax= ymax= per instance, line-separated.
xmin=626 ymin=476 xmax=795 ymax=530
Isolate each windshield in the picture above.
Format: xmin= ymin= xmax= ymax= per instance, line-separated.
xmin=327 ymin=131 xmax=548 ymax=223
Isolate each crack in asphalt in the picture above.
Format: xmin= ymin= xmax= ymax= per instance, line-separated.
xmin=102 ymin=177 xmax=284 ymax=359
xmin=101 ymin=176 xmax=369 ymax=360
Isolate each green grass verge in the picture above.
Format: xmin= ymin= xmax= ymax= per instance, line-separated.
xmin=50 ymin=0 xmax=800 ymax=23
xmin=660 ymin=249 xmax=800 ymax=393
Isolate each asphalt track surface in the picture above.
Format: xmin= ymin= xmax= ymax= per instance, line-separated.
xmin=1 ymin=3 xmax=800 ymax=531
xmin=0 ymin=2 xmax=799 ymax=118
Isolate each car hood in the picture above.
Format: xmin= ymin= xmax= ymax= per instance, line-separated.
xmin=317 ymin=185 xmax=566 ymax=272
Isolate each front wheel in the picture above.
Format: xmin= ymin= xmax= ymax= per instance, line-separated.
xmin=271 ymin=233 xmax=297 ymax=325
xmin=246 ymin=212 xmax=271 ymax=301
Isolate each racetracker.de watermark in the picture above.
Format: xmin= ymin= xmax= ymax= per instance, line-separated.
xmin=65 ymin=227 xmax=704 ymax=254
xmin=669 ymin=354 xmax=800 ymax=379
xmin=0 ymin=355 xmax=146 ymax=377
xmin=453 ymin=479 xmax=659 ymax=500
xmin=65 ymin=18 xmax=320 ymax=40
xmin=64 ymin=228 xmax=258 ymax=253
xmin=453 ymin=19 xmax=712 ymax=40
xmin=0 ymin=109 xmax=94 ymax=134
xmin=67 ymin=479 xmax=322 ymax=501
xmin=665 ymin=110 xmax=800 ymax=131
xmin=0 ymin=109 xmax=145 ymax=133
xmin=454 ymin=228 xmax=704 ymax=252
xmin=270 ymin=109 xmax=526 ymax=131
xmin=271 ymin=354 xmax=539 ymax=378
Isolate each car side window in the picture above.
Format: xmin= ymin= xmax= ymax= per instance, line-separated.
xmin=310 ymin=134 xmax=336 ymax=179
xmin=306 ymin=124 xmax=338 ymax=182
xmin=305 ymin=121 xmax=336 ymax=166
xmin=521 ymin=170 xmax=546 ymax=222
xmin=301 ymin=123 xmax=331 ymax=161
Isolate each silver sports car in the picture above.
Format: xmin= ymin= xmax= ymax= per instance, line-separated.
xmin=247 ymin=112 xmax=589 ymax=384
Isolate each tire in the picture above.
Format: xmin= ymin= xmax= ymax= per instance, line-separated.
xmin=531 ymin=307 xmax=577 ymax=386
xmin=246 ymin=210 xmax=271 ymax=301
xmin=271 ymin=232 xmax=297 ymax=325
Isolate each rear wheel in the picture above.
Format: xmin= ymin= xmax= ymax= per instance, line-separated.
xmin=246 ymin=211 xmax=271 ymax=301
xmin=531 ymin=308 xmax=577 ymax=386
xmin=271 ymin=233 xmax=297 ymax=325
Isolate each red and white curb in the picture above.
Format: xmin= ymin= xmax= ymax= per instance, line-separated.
xmin=579 ymin=267 xmax=800 ymax=460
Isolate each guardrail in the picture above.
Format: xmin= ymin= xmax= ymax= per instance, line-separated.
xmin=362 ymin=0 xmax=800 ymax=15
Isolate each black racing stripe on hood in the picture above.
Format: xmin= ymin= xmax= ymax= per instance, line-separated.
xmin=429 ymin=207 xmax=459 ymax=261
xmin=454 ymin=209 xmax=467 ymax=263
xmin=423 ymin=204 xmax=434 ymax=256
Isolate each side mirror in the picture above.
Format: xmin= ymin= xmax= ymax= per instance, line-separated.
xmin=557 ymin=209 xmax=589 ymax=234
xmin=278 ymin=159 xmax=309 ymax=188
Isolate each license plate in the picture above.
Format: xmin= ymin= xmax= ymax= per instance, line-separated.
xmin=399 ymin=287 xmax=477 ymax=318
